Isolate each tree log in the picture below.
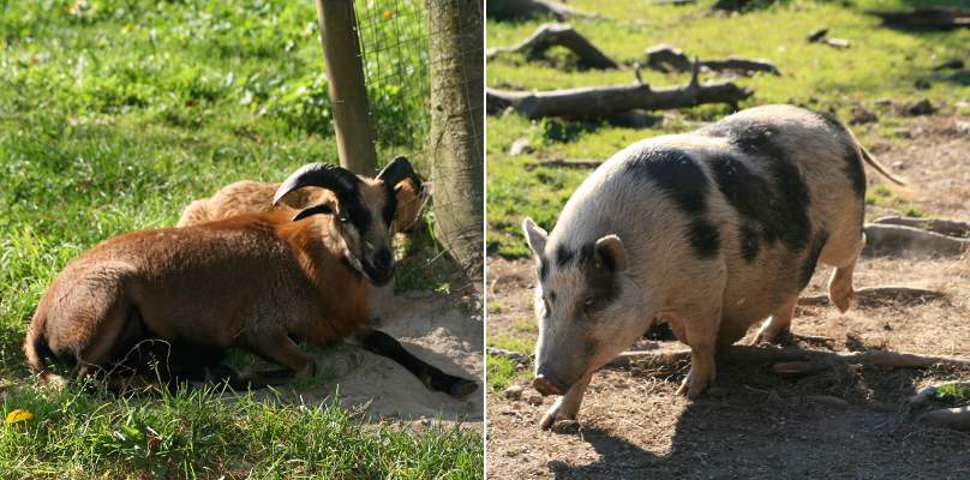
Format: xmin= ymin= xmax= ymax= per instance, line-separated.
xmin=863 ymin=224 xmax=970 ymax=257
xmin=872 ymin=215 xmax=970 ymax=238
xmin=645 ymin=45 xmax=779 ymax=75
xmin=486 ymin=0 xmax=593 ymax=21
xmin=486 ymin=69 xmax=752 ymax=119
xmin=487 ymin=23 xmax=620 ymax=70
xmin=797 ymin=286 xmax=946 ymax=307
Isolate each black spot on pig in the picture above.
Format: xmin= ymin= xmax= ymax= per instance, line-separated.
xmin=799 ymin=229 xmax=829 ymax=289
xmin=624 ymin=149 xmax=720 ymax=258
xmin=703 ymin=121 xmax=811 ymax=252
xmin=624 ymin=149 xmax=710 ymax=215
xmin=687 ymin=219 xmax=720 ymax=258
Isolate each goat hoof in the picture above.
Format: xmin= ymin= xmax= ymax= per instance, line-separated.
xmin=447 ymin=378 xmax=478 ymax=399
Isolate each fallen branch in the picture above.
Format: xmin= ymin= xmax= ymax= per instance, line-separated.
xmin=487 ymin=347 xmax=531 ymax=365
xmin=872 ymin=215 xmax=970 ymax=238
xmin=487 ymin=63 xmax=752 ymax=119
xmin=797 ymin=286 xmax=946 ymax=307
xmin=918 ymin=406 xmax=970 ymax=431
xmin=487 ymin=23 xmax=620 ymax=70
xmin=868 ymin=7 xmax=970 ymax=31
xmin=863 ymin=224 xmax=970 ymax=257
xmin=644 ymin=45 xmax=779 ymax=75
xmin=524 ymin=159 xmax=602 ymax=170
xmin=487 ymin=0 xmax=594 ymax=21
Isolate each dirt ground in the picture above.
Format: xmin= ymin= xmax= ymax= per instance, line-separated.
xmin=486 ymin=114 xmax=970 ymax=479
xmin=253 ymin=286 xmax=484 ymax=428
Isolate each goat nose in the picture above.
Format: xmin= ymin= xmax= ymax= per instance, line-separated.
xmin=532 ymin=375 xmax=562 ymax=396
xmin=374 ymin=249 xmax=392 ymax=270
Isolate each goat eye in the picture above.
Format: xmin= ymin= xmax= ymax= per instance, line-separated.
xmin=582 ymin=298 xmax=595 ymax=311
xmin=339 ymin=217 xmax=349 ymax=224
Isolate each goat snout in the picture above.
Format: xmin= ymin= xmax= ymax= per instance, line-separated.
xmin=364 ymin=248 xmax=394 ymax=286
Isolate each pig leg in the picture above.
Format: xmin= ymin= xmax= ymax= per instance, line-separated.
xmin=823 ymin=233 xmax=865 ymax=313
xmin=667 ymin=308 xmax=720 ymax=399
xmin=540 ymin=372 xmax=592 ymax=430
xmin=752 ymin=295 xmax=797 ymax=345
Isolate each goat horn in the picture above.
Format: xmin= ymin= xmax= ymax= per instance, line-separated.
xmin=376 ymin=156 xmax=423 ymax=192
xmin=274 ymin=163 xmax=360 ymax=206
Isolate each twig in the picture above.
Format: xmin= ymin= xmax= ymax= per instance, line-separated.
xmin=487 ymin=347 xmax=531 ymax=365
xmin=524 ymin=159 xmax=602 ymax=170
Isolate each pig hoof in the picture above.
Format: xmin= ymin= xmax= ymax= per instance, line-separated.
xmin=752 ymin=327 xmax=790 ymax=346
xmin=540 ymin=410 xmax=575 ymax=430
xmin=830 ymin=290 xmax=854 ymax=313
xmin=677 ymin=370 xmax=713 ymax=399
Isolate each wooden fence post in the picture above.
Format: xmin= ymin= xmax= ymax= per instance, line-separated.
xmin=314 ymin=0 xmax=378 ymax=174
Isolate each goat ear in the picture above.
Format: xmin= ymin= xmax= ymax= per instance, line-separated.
xmin=522 ymin=217 xmax=548 ymax=258
xmin=292 ymin=202 xmax=336 ymax=222
xmin=594 ymin=234 xmax=627 ymax=273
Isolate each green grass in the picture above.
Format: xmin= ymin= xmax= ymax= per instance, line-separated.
xmin=0 ymin=0 xmax=480 ymax=477
xmin=1 ymin=384 xmax=481 ymax=479
xmin=486 ymin=0 xmax=970 ymax=257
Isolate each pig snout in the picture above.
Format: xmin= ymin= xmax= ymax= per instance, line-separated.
xmin=532 ymin=375 xmax=564 ymax=396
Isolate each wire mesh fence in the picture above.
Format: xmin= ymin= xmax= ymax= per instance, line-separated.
xmin=354 ymin=0 xmax=431 ymax=151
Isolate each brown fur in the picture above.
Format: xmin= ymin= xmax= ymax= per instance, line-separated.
xmin=24 ymin=210 xmax=370 ymax=384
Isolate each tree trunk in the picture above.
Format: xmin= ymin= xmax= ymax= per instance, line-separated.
xmin=314 ymin=0 xmax=378 ymax=174
xmin=428 ymin=0 xmax=485 ymax=288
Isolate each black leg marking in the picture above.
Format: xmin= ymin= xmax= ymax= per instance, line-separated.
xmin=357 ymin=329 xmax=477 ymax=398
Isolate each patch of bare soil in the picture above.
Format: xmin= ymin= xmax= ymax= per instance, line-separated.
xmin=487 ymin=113 xmax=970 ymax=478
xmin=257 ymin=288 xmax=483 ymax=428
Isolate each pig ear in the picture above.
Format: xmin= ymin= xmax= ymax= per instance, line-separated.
xmin=522 ymin=217 xmax=548 ymax=258
xmin=595 ymin=234 xmax=627 ymax=272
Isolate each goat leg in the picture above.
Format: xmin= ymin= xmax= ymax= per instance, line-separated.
xmin=356 ymin=329 xmax=478 ymax=399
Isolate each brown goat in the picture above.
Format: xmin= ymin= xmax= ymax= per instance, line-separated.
xmin=177 ymin=159 xmax=428 ymax=234
xmin=24 ymin=160 xmax=476 ymax=398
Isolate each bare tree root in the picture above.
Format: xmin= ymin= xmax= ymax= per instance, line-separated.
xmin=487 ymin=23 xmax=620 ymax=70
xmin=644 ymin=44 xmax=780 ymax=75
xmin=487 ymin=62 xmax=752 ymax=118
xmin=487 ymin=0 xmax=594 ymax=21
xmin=606 ymin=346 xmax=970 ymax=372
xmin=918 ymin=407 xmax=970 ymax=431
xmin=797 ymin=286 xmax=946 ymax=308
xmin=872 ymin=215 xmax=970 ymax=238
xmin=863 ymin=224 xmax=970 ymax=257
